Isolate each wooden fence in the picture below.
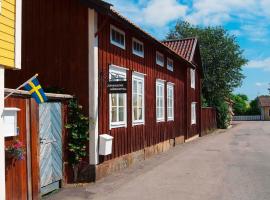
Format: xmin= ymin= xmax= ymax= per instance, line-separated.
xmin=201 ymin=107 xmax=217 ymax=136
xmin=233 ymin=115 xmax=261 ymax=121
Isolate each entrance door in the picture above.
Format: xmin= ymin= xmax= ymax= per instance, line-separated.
xmin=39 ymin=103 xmax=62 ymax=195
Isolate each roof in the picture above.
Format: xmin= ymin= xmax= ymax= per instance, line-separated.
xmin=80 ymin=0 xmax=195 ymax=68
xmin=162 ymin=38 xmax=198 ymax=62
xmin=258 ymin=96 xmax=270 ymax=107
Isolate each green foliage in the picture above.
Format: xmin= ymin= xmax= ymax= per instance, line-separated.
xmin=65 ymin=99 xmax=89 ymax=166
xmin=230 ymin=94 xmax=248 ymax=115
xmin=209 ymin=98 xmax=230 ymax=128
xmin=167 ymin=21 xmax=247 ymax=128
xmin=246 ymin=97 xmax=261 ymax=115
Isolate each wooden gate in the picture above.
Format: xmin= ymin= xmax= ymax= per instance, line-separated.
xmin=39 ymin=103 xmax=63 ymax=195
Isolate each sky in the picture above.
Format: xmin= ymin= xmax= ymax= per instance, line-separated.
xmin=105 ymin=0 xmax=270 ymax=100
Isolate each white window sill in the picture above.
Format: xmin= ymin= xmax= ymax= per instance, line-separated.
xmin=156 ymin=62 xmax=164 ymax=67
xmin=132 ymin=121 xmax=145 ymax=126
xmin=167 ymin=118 xmax=174 ymax=122
xmin=110 ymin=123 xmax=127 ymax=129
xmin=157 ymin=119 xmax=165 ymax=123
xmin=111 ymin=41 xmax=125 ymax=50
xmin=133 ymin=51 xmax=144 ymax=58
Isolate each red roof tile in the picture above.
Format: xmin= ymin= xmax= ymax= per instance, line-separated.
xmin=162 ymin=38 xmax=198 ymax=62
xmin=258 ymin=96 xmax=270 ymax=107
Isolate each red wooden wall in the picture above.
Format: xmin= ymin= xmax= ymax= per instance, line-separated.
xmin=5 ymin=0 xmax=89 ymax=114
xmin=97 ymin=14 xmax=187 ymax=161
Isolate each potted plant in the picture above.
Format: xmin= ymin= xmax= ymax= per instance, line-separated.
xmin=5 ymin=139 xmax=26 ymax=161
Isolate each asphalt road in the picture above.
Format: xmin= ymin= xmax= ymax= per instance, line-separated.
xmin=49 ymin=121 xmax=270 ymax=200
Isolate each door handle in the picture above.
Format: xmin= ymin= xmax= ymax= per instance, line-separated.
xmin=40 ymin=138 xmax=46 ymax=144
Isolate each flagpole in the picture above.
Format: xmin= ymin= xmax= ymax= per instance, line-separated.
xmin=4 ymin=74 xmax=39 ymax=100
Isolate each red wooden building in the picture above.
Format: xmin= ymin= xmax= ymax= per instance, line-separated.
xmin=5 ymin=0 xmax=203 ymax=194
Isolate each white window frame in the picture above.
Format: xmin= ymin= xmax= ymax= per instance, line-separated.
xmin=132 ymin=38 xmax=144 ymax=58
xmin=156 ymin=79 xmax=165 ymax=122
xmin=167 ymin=58 xmax=174 ymax=72
xmin=191 ymin=68 xmax=196 ymax=89
xmin=109 ymin=65 xmax=128 ymax=129
xmin=110 ymin=25 xmax=126 ymax=50
xmin=167 ymin=83 xmax=174 ymax=121
xmin=132 ymin=72 xmax=145 ymax=126
xmin=156 ymin=51 xmax=164 ymax=67
xmin=191 ymin=102 xmax=197 ymax=125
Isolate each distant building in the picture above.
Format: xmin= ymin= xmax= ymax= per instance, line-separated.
xmin=258 ymin=96 xmax=270 ymax=121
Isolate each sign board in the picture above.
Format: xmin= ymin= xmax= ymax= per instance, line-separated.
xmin=107 ymin=81 xmax=127 ymax=93
xmin=3 ymin=108 xmax=20 ymax=137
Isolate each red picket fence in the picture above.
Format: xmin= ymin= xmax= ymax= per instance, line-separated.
xmin=201 ymin=107 xmax=217 ymax=136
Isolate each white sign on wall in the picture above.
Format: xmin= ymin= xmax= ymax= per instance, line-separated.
xmin=3 ymin=108 xmax=20 ymax=137
xmin=0 ymin=0 xmax=2 ymax=15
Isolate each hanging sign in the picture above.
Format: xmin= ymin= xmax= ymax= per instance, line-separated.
xmin=107 ymin=81 xmax=127 ymax=93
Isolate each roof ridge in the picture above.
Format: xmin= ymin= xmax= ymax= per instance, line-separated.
xmin=162 ymin=37 xmax=198 ymax=43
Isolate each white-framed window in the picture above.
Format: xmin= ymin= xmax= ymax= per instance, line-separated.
xmin=191 ymin=68 xmax=196 ymax=89
xmin=132 ymin=38 xmax=144 ymax=58
xmin=167 ymin=83 xmax=174 ymax=121
xmin=110 ymin=25 xmax=125 ymax=49
xmin=156 ymin=51 xmax=164 ymax=67
xmin=156 ymin=79 xmax=165 ymax=122
xmin=191 ymin=102 xmax=196 ymax=125
xmin=109 ymin=65 xmax=127 ymax=129
xmin=132 ymin=72 xmax=145 ymax=125
xmin=167 ymin=58 xmax=174 ymax=71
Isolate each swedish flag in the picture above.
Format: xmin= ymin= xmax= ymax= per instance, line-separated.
xmin=24 ymin=78 xmax=48 ymax=104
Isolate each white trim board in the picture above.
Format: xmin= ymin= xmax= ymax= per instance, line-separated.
xmin=88 ymin=9 xmax=99 ymax=165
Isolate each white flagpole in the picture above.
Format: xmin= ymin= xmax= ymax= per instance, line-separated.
xmin=4 ymin=73 xmax=39 ymax=99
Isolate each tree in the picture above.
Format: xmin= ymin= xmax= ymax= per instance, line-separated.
xmin=230 ymin=94 xmax=248 ymax=115
xmin=167 ymin=21 xmax=247 ymax=127
xmin=247 ymin=97 xmax=260 ymax=115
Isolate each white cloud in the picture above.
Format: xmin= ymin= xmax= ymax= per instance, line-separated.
xmin=141 ymin=0 xmax=187 ymax=27
xmin=246 ymin=57 xmax=270 ymax=71
xmin=229 ymin=30 xmax=241 ymax=37
xmin=185 ymin=0 xmax=258 ymax=25
xmin=255 ymin=82 xmax=268 ymax=87
xmin=108 ymin=0 xmax=187 ymax=28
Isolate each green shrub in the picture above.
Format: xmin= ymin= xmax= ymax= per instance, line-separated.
xmin=216 ymin=101 xmax=230 ymax=129
xmin=65 ymin=99 xmax=89 ymax=182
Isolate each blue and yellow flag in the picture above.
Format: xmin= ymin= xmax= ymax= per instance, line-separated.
xmin=24 ymin=77 xmax=48 ymax=104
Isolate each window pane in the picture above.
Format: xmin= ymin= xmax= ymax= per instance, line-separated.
xmin=111 ymin=94 xmax=117 ymax=107
xmin=119 ymin=107 xmax=124 ymax=121
xmin=111 ymin=107 xmax=117 ymax=122
xmin=133 ymin=80 xmax=137 ymax=93
xmin=138 ymin=95 xmax=142 ymax=108
xmin=138 ymin=81 xmax=143 ymax=94
xmin=134 ymin=107 xmax=138 ymax=120
xmin=119 ymin=94 xmax=124 ymax=106
xmin=138 ymin=108 xmax=142 ymax=120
